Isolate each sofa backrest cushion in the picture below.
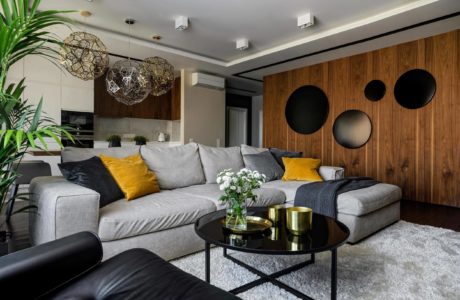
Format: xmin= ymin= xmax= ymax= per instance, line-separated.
xmin=240 ymin=144 xmax=268 ymax=155
xmin=141 ymin=143 xmax=206 ymax=189
xmin=61 ymin=147 xmax=140 ymax=163
xmin=199 ymin=144 xmax=245 ymax=183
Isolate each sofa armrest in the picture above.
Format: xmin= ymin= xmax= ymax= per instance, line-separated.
xmin=0 ymin=232 xmax=102 ymax=300
xmin=29 ymin=177 xmax=100 ymax=246
xmin=319 ymin=166 xmax=345 ymax=180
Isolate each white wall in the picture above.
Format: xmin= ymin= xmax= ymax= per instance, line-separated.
xmin=252 ymin=95 xmax=263 ymax=147
xmin=180 ymin=70 xmax=225 ymax=146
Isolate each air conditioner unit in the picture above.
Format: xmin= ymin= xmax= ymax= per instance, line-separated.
xmin=191 ymin=72 xmax=225 ymax=90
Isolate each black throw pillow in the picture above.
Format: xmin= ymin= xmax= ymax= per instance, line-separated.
xmin=269 ymin=148 xmax=303 ymax=170
xmin=59 ymin=156 xmax=124 ymax=208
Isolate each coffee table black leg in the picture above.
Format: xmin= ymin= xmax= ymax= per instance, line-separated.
xmin=331 ymin=248 xmax=337 ymax=300
xmin=205 ymin=242 xmax=211 ymax=283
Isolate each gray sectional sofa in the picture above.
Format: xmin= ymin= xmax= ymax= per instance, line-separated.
xmin=29 ymin=143 xmax=401 ymax=260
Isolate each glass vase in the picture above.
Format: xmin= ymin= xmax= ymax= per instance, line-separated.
xmin=225 ymin=198 xmax=247 ymax=230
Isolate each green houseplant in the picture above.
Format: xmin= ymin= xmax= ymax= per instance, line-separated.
xmin=106 ymin=135 xmax=121 ymax=147
xmin=133 ymin=135 xmax=147 ymax=145
xmin=0 ymin=0 xmax=74 ymax=234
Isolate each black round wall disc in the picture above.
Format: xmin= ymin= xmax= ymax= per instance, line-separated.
xmin=364 ymin=79 xmax=386 ymax=101
xmin=285 ymin=85 xmax=329 ymax=134
xmin=394 ymin=69 xmax=436 ymax=109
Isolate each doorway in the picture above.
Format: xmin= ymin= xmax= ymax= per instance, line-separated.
xmin=227 ymin=106 xmax=248 ymax=147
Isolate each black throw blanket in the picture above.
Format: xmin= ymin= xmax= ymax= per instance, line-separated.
xmin=294 ymin=177 xmax=379 ymax=219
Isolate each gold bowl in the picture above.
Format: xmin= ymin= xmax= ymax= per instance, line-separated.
xmin=286 ymin=206 xmax=313 ymax=235
xmin=268 ymin=204 xmax=285 ymax=225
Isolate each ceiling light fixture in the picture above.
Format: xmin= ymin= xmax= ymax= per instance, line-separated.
xmin=297 ymin=13 xmax=315 ymax=29
xmin=236 ymin=38 xmax=249 ymax=51
xmin=175 ymin=16 xmax=189 ymax=31
xmin=60 ymin=10 xmax=109 ymax=81
xmin=106 ymin=19 xmax=152 ymax=105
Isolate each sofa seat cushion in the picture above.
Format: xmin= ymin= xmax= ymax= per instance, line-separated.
xmin=98 ymin=191 xmax=216 ymax=241
xmin=263 ymin=180 xmax=401 ymax=216
xmin=336 ymin=183 xmax=402 ymax=216
xmin=174 ymin=184 xmax=286 ymax=210
xmin=262 ymin=180 xmax=309 ymax=201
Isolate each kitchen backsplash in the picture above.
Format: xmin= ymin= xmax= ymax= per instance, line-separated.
xmin=95 ymin=117 xmax=180 ymax=142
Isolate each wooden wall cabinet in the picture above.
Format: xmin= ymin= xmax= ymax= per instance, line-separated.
xmin=95 ymin=73 xmax=181 ymax=120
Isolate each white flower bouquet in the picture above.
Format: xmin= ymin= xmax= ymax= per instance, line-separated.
xmin=217 ymin=168 xmax=266 ymax=230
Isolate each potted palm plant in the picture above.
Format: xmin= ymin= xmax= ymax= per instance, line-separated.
xmin=0 ymin=0 xmax=74 ymax=254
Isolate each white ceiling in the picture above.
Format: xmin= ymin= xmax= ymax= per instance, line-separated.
xmin=40 ymin=0 xmax=460 ymax=95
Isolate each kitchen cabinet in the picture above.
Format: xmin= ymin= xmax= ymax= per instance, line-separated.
xmin=94 ymin=72 xmax=180 ymax=120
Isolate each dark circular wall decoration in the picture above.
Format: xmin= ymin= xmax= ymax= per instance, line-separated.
xmin=364 ymin=79 xmax=386 ymax=101
xmin=285 ymin=85 xmax=329 ymax=134
xmin=394 ymin=69 xmax=436 ymax=109
xmin=333 ymin=110 xmax=372 ymax=149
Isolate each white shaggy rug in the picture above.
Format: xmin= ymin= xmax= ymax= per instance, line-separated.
xmin=172 ymin=221 xmax=460 ymax=300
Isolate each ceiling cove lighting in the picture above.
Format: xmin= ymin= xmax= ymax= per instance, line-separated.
xmin=175 ymin=16 xmax=189 ymax=31
xmin=297 ymin=13 xmax=315 ymax=29
xmin=236 ymin=38 xmax=249 ymax=51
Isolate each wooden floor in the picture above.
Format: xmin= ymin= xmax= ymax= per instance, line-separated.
xmin=400 ymin=200 xmax=460 ymax=232
xmin=3 ymin=199 xmax=460 ymax=254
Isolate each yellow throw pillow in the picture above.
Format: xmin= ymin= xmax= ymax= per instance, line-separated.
xmin=100 ymin=154 xmax=160 ymax=200
xmin=282 ymin=157 xmax=323 ymax=182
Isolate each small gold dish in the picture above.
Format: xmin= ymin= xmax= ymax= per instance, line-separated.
xmin=268 ymin=204 xmax=285 ymax=225
xmin=286 ymin=206 xmax=313 ymax=235
xmin=222 ymin=216 xmax=273 ymax=235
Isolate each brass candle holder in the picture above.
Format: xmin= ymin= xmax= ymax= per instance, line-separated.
xmin=268 ymin=204 xmax=285 ymax=225
xmin=286 ymin=206 xmax=313 ymax=235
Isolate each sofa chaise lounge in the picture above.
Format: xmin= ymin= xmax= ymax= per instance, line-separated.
xmin=29 ymin=144 xmax=401 ymax=260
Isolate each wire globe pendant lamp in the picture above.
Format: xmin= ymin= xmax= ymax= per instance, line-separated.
xmin=106 ymin=19 xmax=152 ymax=105
xmin=143 ymin=56 xmax=175 ymax=96
xmin=60 ymin=11 xmax=109 ymax=81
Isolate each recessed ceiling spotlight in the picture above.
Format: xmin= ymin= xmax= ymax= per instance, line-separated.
xmin=86 ymin=0 xmax=94 ymax=2
xmin=175 ymin=16 xmax=189 ymax=31
xmin=297 ymin=13 xmax=314 ymax=29
xmin=125 ymin=18 xmax=136 ymax=25
xmin=236 ymin=38 xmax=249 ymax=51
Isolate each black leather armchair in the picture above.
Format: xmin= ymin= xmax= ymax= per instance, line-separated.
xmin=0 ymin=232 xmax=239 ymax=300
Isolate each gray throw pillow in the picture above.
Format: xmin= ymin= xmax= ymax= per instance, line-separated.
xmin=269 ymin=148 xmax=303 ymax=170
xmin=243 ymin=151 xmax=284 ymax=181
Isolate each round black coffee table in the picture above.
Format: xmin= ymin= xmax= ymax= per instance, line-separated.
xmin=195 ymin=207 xmax=349 ymax=300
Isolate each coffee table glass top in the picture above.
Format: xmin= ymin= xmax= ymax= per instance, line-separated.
xmin=195 ymin=207 xmax=350 ymax=255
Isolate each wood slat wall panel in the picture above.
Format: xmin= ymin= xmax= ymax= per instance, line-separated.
xmin=263 ymin=30 xmax=460 ymax=207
